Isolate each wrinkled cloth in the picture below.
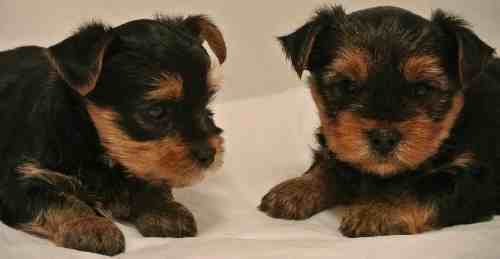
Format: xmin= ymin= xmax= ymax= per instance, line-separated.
xmin=1 ymin=87 xmax=499 ymax=259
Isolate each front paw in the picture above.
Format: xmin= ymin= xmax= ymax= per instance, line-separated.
xmin=259 ymin=176 xmax=329 ymax=220
xmin=54 ymin=216 xmax=125 ymax=256
xmin=135 ymin=202 xmax=197 ymax=238
xmin=339 ymin=201 xmax=435 ymax=237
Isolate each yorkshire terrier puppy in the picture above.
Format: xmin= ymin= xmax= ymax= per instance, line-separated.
xmin=0 ymin=15 xmax=226 ymax=255
xmin=260 ymin=5 xmax=500 ymax=237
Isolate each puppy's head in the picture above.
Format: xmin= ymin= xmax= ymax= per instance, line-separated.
xmin=46 ymin=15 xmax=226 ymax=187
xmin=279 ymin=6 xmax=494 ymax=176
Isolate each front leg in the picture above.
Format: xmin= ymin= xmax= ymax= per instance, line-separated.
xmin=340 ymin=152 xmax=496 ymax=237
xmin=128 ymin=178 xmax=197 ymax=238
xmin=259 ymin=156 xmax=337 ymax=220
xmin=14 ymin=163 xmax=124 ymax=255
xmin=339 ymin=197 xmax=436 ymax=237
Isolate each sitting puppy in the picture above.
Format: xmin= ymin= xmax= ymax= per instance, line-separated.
xmin=0 ymin=15 xmax=226 ymax=255
xmin=260 ymin=5 xmax=500 ymax=237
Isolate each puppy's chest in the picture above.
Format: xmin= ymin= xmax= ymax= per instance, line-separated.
xmin=325 ymin=151 xmax=460 ymax=196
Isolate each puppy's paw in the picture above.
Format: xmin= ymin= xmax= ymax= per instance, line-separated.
xmin=339 ymin=201 xmax=435 ymax=237
xmin=54 ymin=216 xmax=125 ymax=256
xmin=135 ymin=202 xmax=197 ymax=238
xmin=259 ymin=176 xmax=328 ymax=220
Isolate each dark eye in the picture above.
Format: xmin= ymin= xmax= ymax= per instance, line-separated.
xmin=147 ymin=105 xmax=167 ymax=120
xmin=412 ymin=82 xmax=434 ymax=97
xmin=336 ymin=78 xmax=358 ymax=94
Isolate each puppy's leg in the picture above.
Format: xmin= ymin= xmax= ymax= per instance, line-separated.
xmin=340 ymin=152 xmax=496 ymax=237
xmin=16 ymin=165 xmax=124 ymax=255
xmin=339 ymin=196 xmax=436 ymax=237
xmin=259 ymin=155 xmax=337 ymax=220
xmin=125 ymin=178 xmax=197 ymax=238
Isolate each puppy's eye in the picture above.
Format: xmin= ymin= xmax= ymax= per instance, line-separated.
xmin=336 ymin=78 xmax=358 ymax=94
xmin=147 ymin=105 xmax=167 ymax=120
xmin=412 ymin=82 xmax=434 ymax=97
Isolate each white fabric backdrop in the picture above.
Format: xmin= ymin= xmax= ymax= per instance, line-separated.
xmin=2 ymin=87 xmax=500 ymax=259
xmin=1 ymin=0 xmax=499 ymax=101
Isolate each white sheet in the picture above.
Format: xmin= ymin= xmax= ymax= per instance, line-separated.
xmin=2 ymin=87 xmax=500 ymax=259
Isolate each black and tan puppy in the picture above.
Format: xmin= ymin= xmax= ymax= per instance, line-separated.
xmin=0 ymin=15 xmax=226 ymax=255
xmin=260 ymin=5 xmax=500 ymax=237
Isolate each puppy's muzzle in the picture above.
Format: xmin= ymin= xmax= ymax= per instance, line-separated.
xmin=191 ymin=142 xmax=216 ymax=168
xmin=366 ymin=128 xmax=402 ymax=156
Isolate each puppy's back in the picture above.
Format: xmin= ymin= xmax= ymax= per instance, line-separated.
xmin=0 ymin=46 xmax=50 ymax=104
xmin=0 ymin=46 xmax=97 ymax=168
xmin=485 ymin=58 xmax=500 ymax=83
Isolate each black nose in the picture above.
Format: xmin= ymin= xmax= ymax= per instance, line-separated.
xmin=366 ymin=128 xmax=402 ymax=155
xmin=192 ymin=145 xmax=215 ymax=167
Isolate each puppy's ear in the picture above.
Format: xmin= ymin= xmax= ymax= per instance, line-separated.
xmin=432 ymin=10 xmax=495 ymax=87
xmin=48 ymin=22 xmax=113 ymax=96
xmin=183 ymin=15 xmax=227 ymax=64
xmin=279 ymin=5 xmax=346 ymax=78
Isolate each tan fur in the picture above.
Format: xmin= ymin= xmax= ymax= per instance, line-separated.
xmin=402 ymin=55 xmax=448 ymax=90
xmin=259 ymin=162 xmax=334 ymax=219
xmin=17 ymin=162 xmax=81 ymax=192
xmin=395 ymin=94 xmax=464 ymax=173
xmin=195 ymin=17 xmax=227 ymax=64
xmin=53 ymin=216 xmax=124 ymax=255
xmin=135 ymin=201 xmax=197 ymax=237
xmin=19 ymin=195 xmax=95 ymax=239
xmin=341 ymin=197 xmax=436 ymax=236
xmin=325 ymin=48 xmax=371 ymax=82
xmin=450 ymin=152 xmax=475 ymax=168
xmin=311 ymin=83 xmax=464 ymax=176
xmin=20 ymin=197 xmax=124 ymax=255
xmin=430 ymin=151 xmax=476 ymax=175
xmin=86 ymin=103 xmax=224 ymax=187
xmin=146 ymin=73 xmax=183 ymax=100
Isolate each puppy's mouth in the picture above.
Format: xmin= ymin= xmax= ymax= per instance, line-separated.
xmin=156 ymin=136 xmax=225 ymax=187
xmin=201 ymin=146 xmax=225 ymax=174
xmin=320 ymin=111 xmax=460 ymax=176
xmin=347 ymin=141 xmax=409 ymax=176
xmin=355 ymin=142 xmax=410 ymax=176
xmin=137 ymin=145 xmax=225 ymax=188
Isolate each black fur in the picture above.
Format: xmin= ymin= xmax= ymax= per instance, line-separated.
xmin=0 ymin=15 xmax=226 ymax=255
xmin=261 ymin=5 xmax=500 ymax=236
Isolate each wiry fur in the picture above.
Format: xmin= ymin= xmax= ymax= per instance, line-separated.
xmin=261 ymin=5 xmax=500 ymax=237
xmin=0 ymin=14 xmax=226 ymax=255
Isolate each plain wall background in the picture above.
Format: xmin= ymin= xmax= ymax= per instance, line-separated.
xmin=1 ymin=0 xmax=499 ymax=101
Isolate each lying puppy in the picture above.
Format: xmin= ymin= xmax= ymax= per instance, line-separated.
xmin=260 ymin=5 xmax=500 ymax=237
xmin=0 ymin=15 xmax=226 ymax=255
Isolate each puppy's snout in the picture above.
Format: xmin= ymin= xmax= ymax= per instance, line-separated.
xmin=366 ymin=128 xmax=402 ymax=155
xmin=191 ymin=143 xmax=215 ymax=168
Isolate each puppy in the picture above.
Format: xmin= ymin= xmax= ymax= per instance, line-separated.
xmin=0 ymin=15 xmax=226 ymax=255
xmin=260 ymin=5 xmax=500 ymax=237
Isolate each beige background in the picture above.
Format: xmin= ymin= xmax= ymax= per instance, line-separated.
xmin=1 ymin=2 xmax=500 ymax=258
xmin=1 ymin=0 xmax=499 ymax=101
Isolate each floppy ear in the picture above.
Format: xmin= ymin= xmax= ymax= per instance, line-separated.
xmin=431 ymin=10 xmax=495 ymax=87
xmin=278 ymin=5 xmax=346 ymax=78
xmin=47 ymin=22 xmax=113 ymax=96
xmin=183 ymin=15 xmax=227 ymax=64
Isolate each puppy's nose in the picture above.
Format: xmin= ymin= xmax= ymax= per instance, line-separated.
xmin=366 ymin=128 xmax=402 ymax=155
xmin=192 ymin=146 xmax=215 ymax=167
